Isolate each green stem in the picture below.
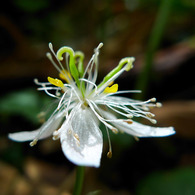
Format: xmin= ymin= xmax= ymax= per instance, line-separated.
xmin=135 ymin=0 xmax=173 ymax=100
xmin=73 ymin=166 xmax=85 ymax=195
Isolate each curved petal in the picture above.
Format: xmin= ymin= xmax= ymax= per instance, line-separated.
xmin=8 ymin=111 xmax=64 ymax=142
xmin=101 ymin=109 xmax=175 ymax=137
xmin=115 ymin=121 xmax=175 ymax=137
xmin=60 ymin=107 xmax=103 ymax=167
xmin=8 ymin=130 xmax=41 ymax=142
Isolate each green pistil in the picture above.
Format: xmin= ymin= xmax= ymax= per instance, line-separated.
xmin=57 ymin=47 xmax=80 ymax=87
xmin=97 ymin=57 xmax=135 ymax=89
xmin=75 ymin=51 xmax=86 ymax=96
xmin=75 ymin=51 xmax=84 ymax=77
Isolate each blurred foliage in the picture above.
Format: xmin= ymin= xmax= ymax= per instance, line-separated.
xmin=14 ymin=0 xmax=49 ymax=12
xmin=137 ymin=167 xmax=195 ymax=195
xmin=0 ymin=0 xmax=195 ymax=194
xmin=0 ymin=0 xmax=194 ymax=46
xmin=86 ymin=190 xmax=102 ymax=195
xmin=0 ymin=89 xmax=52 ymax=125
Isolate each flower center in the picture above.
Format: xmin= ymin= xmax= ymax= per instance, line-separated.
xmin=81 ymin=99 xmax=89 ymax=109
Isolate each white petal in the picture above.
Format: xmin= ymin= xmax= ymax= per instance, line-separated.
xmin=115 ymin=121 xmax=175 ymax=137
xmin=8 ymin=111 xmax=64 ymax=142
xmin=60 ymin=108 xmax=103 ymax=167
xmin=101 ymin=109 xmax=175 ymax=137
xmin=8 ymin=130 xmax=40 ymax=142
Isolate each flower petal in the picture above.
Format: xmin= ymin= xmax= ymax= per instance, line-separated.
xmin=60 ymin=107 xmax=103 ymax=167
xmin=101 ymin=109 xmax=175 ymax=137
xmin=116 ymin=121 xmax=175 ymax=137
xmin=8 ymin=111 xmax=64 ymax=142
xmin=8 ymin=130 xmax=41 ymax=142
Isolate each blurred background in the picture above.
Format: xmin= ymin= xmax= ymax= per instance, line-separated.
xmin=0 ymin=0 xmax=195 ymax=194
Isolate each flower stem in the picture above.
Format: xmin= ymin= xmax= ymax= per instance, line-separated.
xmin=73 ymin=166 xmax=85 ymax=195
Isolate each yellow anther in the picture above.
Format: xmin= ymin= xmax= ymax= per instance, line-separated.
xmin=104 ymin=84 xmax=118 ymax=93
xmin=134 ymin=136 xmax=139 ymax=141
xmin=112 ymin=127 xmax=118 ymax=134
xmin=74 ymin=133 xmax=80 ymax=147
xmin=30 ymin=139 xmax=38 ymax=147
xmin=150 ymin=119 xmax=157 ymax=124
xmin=127 ymin=114 xmax=133 ymax=118
xmin=124 ymin=119 xmax=133 ymax=124
xmin=108 ymin=80 xmax=114 ymax=86
xmin=48 ymin=77 xmax=64 ymax=88
xmin=52 ymin=130 xmax=60 ymax=140
xmin=150 ymin=97 xmax=156 ymax=102
xmin=156 ymin=102 xmax=162 ymax=107
xmin=107 ymin=151 xmax=112 ymax=158
xmin=59 ymin=70 xmax=71 ymax=83
xmin=74 ymin=133 xmax=80 ymax=142
xmin=53 ymin=134 xmax=59 ymax=140
xmin=146 ymin=113 xmax=155 ymax=118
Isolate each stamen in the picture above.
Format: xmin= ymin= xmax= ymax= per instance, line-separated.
xmin=106 ymin=104 xmax=133 ymax=119
xmin=57 ymin=90 xmax=69 ymax=110
xmin=53 ymin=130 xmax=60 ymax=140
xmin=74 ymin=133 xmax=80 ymax=142
xmin=124 ymin=119 xmax=133 ymax=124
xmin=59 ymin=70 xmax=71 ymax=83
xmin=105 ymin=125 xmax=112 ymax=159
xmin=146 ymin=112 xmax=155 ymax=118
xmin=38 ymin=85 xmax=59 ymax=98
xmin=30 ymin=139 xmax=38 ymax=147
xmin=48 ymin=42 xmax=53 ymax=50
xmin=34 ymin=78 xmax=50 ymax=86
xmin=108 ymin=81 xmax=114 ymax=86
xmin=150 ymin=119 xmax=157 ymax=124
xmin=56 ymin=91 xmax=61 ymax=96
xmin=46 ymin=52 xmax=66 ymax=74
xmin=156 ymin=102 xmax=162 ymax=107
xmin=79 ymin=78 xmax=98 ymax=93
xmin=111 ymin=127 xmax=118 ymax=134
xmin=47 ymin=44 xmax=73 ymax=84
xmin=134 ymin=136 xmax=139 ymax=141
xmin=48 ymin=77 xmax=64 ymax=88
xmin=96 ymin=42 xmax=104 ymax=50
xmin=46 ymin=52 xmax=52 ymax=60
xmin=88 ymin=100 xmax=118 ymax=133
xmin=127 ymin=114 xmax=133 ymax=118
xmin=150 ymin=97 xmax=156 ymax=102
xmin=104 ymin=84 xmax=118 ymax=93
xmin=142 ymin=106 xmax=150 ymax=111
xmin=65 ymin=90 xmax=73 ymax=118
xmin=107 ymin=151 xmax=112 ymax=158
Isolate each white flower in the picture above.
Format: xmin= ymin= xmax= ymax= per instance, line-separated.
xmin=8 ymin=43 xmax=175 ymax=167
